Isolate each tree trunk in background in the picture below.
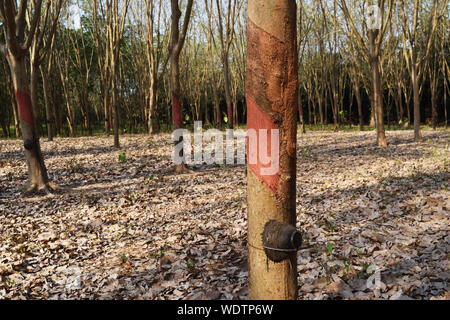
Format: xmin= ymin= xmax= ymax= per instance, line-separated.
xmin=372 ymin=54 xmax=387 ymax=147
xmin=9 ymin=80 xmax=21 ymax=138
xmin=317 ymin=93 xmax=324 ymax=130
xmin=148 ymin=71 xmax=158 ymax=134
xmin=223 ymin=57 xmax=233 ymax=128
xmin=403 ymin=85 xmax=412 ymax=126
xmin=104 ymin=81 xmax=111 ymax=135
xmin=430 ymin=82 xmax=438 ymax=130
xmin=170 ymin=0 xmax=194 ymax=172
xmin=354 ymin=81 xmax=363 ymax=131
xmin=212 ymin=85 xmax=221 ymax=127
xmin=112 ymin=71 xmax=120 ymax=148
xmin=396 ymin=86 xmax=404 ymax=124
xmin=233 ymin=91 xmax=238 ymax=127
xmin=298 ymin=87 xmax=305 ymax=134
xmin=411 ymin=62 xmax=422 ymax=141
xmin=431 ymin=92 xmax=437 ymax=130
xmin=368 ymin=24 xmax=387 ymax=148
xmin=30 ymin=63 xmax=41 ymax=137
xmin=444 ymin=89 xmax=448 ymax=128
xmin=171 ymin=52 xmax=183 ymax=131
xmin=247 ymin=0 xmax=298 ymax=300
xmin=40 ymin=66 xmax=53 ymax=141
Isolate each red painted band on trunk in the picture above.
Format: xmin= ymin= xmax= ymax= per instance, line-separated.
xmin=172 ymin=94 xmax=182 ymax=128
xmin=15 ymin=90 xmax=34 ymax=124
xmin=227 ymin=105 xmax=232 ymax=119
xmin=247 ymin=94 xmax=280 ymax=194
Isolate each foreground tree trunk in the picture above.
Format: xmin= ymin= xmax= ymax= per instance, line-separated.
xmin=9 ymin=55 xmax=50 ymax=192
xmin=247 ymin=0 xmax=299 ymax=300
xmin=0 ymin=0 xmax=61 ymax=193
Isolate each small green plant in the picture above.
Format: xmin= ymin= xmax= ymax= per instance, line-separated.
xmin=186 ymin=260 xmax=195 ymax=271
xmin=147 ymin=174 xmax=158 ymax=182
xmin=121 ymin=253 xmax=128 ymax=263
xmin=326 ymin=241 xmax=334 ymax=255
xmin=68 ymin=159 xmax=83 ymax=173
xmin=360 ymin=262 xmax=376 ymax=278
xmin=304 ymin=147 xmax=311 ymax=157
xmin=152 ymin=251 xmax=162 ymax=260
xmin=119 ymin=151 xmax=127 ymax=163
xmin=327 ymin=223 xmax=336 ymax=233
xmin=343 ymin=259 xmax=350 ymax=273
xmin=115 ymin=232 xmax=124 ymax=240
xmin=6 ymin=278 xmax=16 ymax=288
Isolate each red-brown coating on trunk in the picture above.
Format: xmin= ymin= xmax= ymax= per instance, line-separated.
xmin=15 ymin=90 xmax=34 ymax=124
xmin=227 ymin=104 xmax=233 ymax=126
xmin=172 ymin=93 xmax=182 ymax=128
xmin=247 ymin=94 xmax=280 ymax=194
xmin=246 ymin=11 xmax=298 ymax=208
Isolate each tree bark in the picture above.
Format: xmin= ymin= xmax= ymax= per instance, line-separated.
xmin=372 ymin=54 xmax=387 ymax=147
xmin=411 ymin=62 xmax=422 ymax=141
xmin=8 ymin=55 xmax=50 ymax=192
xmin=170 ymin=0 xmax=193 ymax=172
xmin=354 ymin=81 xmax=363 ymax=131
xmin=40 ymin=65 xmax=53 ymax=141
xmin=247 ymin=0 xmax=298 ymax=300
xmin=8 ymin=75 xmax=21 ymax=138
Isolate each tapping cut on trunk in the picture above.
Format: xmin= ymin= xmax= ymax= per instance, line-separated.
xmin=15 ymin=90 xmax=34 ymax=124
xmin=172 ymin=93 xmax=183 ymax=129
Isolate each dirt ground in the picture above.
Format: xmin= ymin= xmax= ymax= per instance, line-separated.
xmin=0 ymin=129 xmax=449 ymax=300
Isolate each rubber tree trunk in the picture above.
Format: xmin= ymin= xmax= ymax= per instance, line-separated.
xmin=431 ymin=84 xmax=438 ymax=130
xmin=10 ymin=83 xmax=21 ymax=138
xmin=354 ymin=82 xmax=363 ymax=131
xmin=112 ymin=64 xmax=120 ymax=148
xmin=171 ymin=53 xmax=183 ymax=131
xmin=148 ymin=70 xmax=158 ymax=134
xmin=30 ymin=63 xmax=41 ymax=137
xmin=368 ymin=89 xmax=375 ymax=127
xmin=411 ymin=62 xmax=422 ymax=141
xmin=113 ymin=86 xmax=120 ymax=148
xmin=371 ymin=54 xmax=387 ymax=147
xmin=247 ymin=0 xmax=298 ymax=300
xmin=223 ymin=56 xmax=233 ymax=128
xmin=445 ymin=89 xmax=448 ymax=128
xmin=317 ymin=94 xmax=324 ymax=130
xmin=213 ymin=86 xmax=221 ymax=127
xmin=298 ymin=86 xmax=305 ymax=134
xmin=104 ymin=81 xmax=111 ymax=135
xmin=40 ymin=66 xmax=53 ymax=141
xmin=8 ymin=55 xmax=50 ymax=192
xmin=397 ymin=86 xmax=404 ymax=124
xmin=233 ymin=96 xmax=239 ymax=127
xmin=171 ymin=43 xmax=186 ymax=171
